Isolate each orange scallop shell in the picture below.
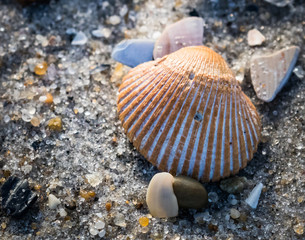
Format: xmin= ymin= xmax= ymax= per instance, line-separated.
xmin=117 ymin=46 xmax=261 ymax=182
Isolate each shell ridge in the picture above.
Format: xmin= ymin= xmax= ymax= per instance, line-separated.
xmin=229 ymin=84 xmax=234 ymax=173
xmin=239 ymin=95 xmax=252 ymax=161
xmin=139 ymin=76 xmax=187 ymax=151
xmin=121 ymin=69 xmax=171 ymax=123
xmin=174 ymin=78 xmax=209 ymax=174
xmin=241 ymin=99 xmax=255 ymax=149
xmin=157 ymin=51 xmax=207 ymax=169
xmin=118 ymin=62 xmax=158 ymax=96
xmin=209 ymin=93 xmax=224 ymax=180
xmin=197 ymin=80 xmax=220 ymax=180
xmin=232 ymin=85 xmax=242 ymax=172
xmin=243 ymin=101 xmax=258 ymax=143
xmin=170 ymin=53 xmax=211 ymax=174
xmin=147 ymin=78 xmax=194 ymax=160
xmin=134 ymin=72 xmax=182 ymax=139
xmin=220 ymin=94 xmax=228 ymax=176
xmin=126 ymin=70 xmax=176 ymax=135
xmin=159 ymin=82 xmax=201 ymax=168
xmin=118 ymin=70 xmax=163 ymax=114
xmin=236 ymin=92 xmax=248 ymax=168
xmin=245 ymin=99 xmax=260 ymax=141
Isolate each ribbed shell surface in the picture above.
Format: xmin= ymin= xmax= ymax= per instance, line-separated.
xmin=117 ymin=46 xmax=261 ymax=182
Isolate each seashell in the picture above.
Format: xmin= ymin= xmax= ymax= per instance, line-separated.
xmin=112 ymin=39 xmax=155 ymax=68
xmin=153 ymin=17 xmax=204 ymax=59
xmin=245 ymin=182 xmax=263 ymax=209
xmin=117 ymin=46 xmax=261 ymax=182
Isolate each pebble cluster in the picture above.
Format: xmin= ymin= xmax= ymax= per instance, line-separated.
xmin=0 ymin=0 xmax=304 ymax=239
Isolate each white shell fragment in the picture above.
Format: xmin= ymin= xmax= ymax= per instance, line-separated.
xmin=250 ymin=46 xmax=300 ymax=102
xmin=245 ymin=182 xmax=263 ymax=209
xmin=146 ymin=173 xmax=178 ymax=218
xmin=153 ymin=17 xmax=204 ymax=59
xmin=112 ymin=39 xmax=155 ymax=68
xmin=247 ymin=29 xmax=265 ymax=46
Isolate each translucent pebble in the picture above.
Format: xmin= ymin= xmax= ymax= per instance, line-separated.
xmin=98 ymin=230 xmax=106 ymax=238
xmin=92 ymin=29 xmax=103 ymax=38
xmin=4 ymin=115 xmax=10 ymax=123
xmin=95 ymin=221 xmax=105 ymax=230
xmin=59 ymin=208 xmax=67 ymax=217
xmin=21 ymin=110 xmax=33 ymax=122
xmin=89 ymin=227 xmax=99 ymax=236
xmin=108 ymin=15 xmax=121 ymax=25
xmin=208 ymin=192 xmax=219 ymax=203
xmin=34 ymin=62 xmax=48 ymax=75
xmin=71 ymin=31 xmax=88 ymax=45
xmin=139 ymin=217 xmax=149 ymax=227
xmin=114 ymin=213 xmax=126 ymax=227
xmin=227 ymin=194 xmax=238 ymax=205
xmin=39 ymin=96 xmax=47 ymax=102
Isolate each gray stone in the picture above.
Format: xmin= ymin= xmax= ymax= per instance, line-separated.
xmin=173 ymin=175 xmax=208 ymax=209
xmin=220 ymin=176 xmax=248 ymax=194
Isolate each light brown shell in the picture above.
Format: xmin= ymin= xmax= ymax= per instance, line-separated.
xmin=117 ymin=46 xmax=261 ymax=182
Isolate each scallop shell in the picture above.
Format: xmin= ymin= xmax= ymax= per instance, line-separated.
xmin=117 ymin=46 xmax=261 ymax=182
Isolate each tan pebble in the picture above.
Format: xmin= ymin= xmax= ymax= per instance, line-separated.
xmin=146 ymin=172 xmax=178 ymax=218
xmin=230 ymin=208 xmax=240 ymax=219
xmin=30 ymin=117 xmax=40 ymax=127
xmin=293 ymin=223 xmax=304 ymax=235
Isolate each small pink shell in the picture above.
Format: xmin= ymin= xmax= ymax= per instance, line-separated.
xmin=153 ymin=17 xmax=204 ymax=59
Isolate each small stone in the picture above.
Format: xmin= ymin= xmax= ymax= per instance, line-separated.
xmin=48 ymin=194 xmax=61 ymax=209
xmin=1 ymin=176 xmax=37 ymax=217
xmin=220 ymin=176 xmax=248 ymax=193
xmin=59 ymin=208 xmax=67 ymax=217
xmin=230 ymin=208 xmax=241 ymax=219
xmin=30 ymin=117 xmax=40 ymax=127
xmin=34 ymin=62 xmax=48 ymax=75
xmin=172 ymin=175 xmax=208 ymax=209
xmin=1 ymin=222 xmax=6 ymax=229
xmin=247 ymin=29 xmax=265 ymax=46
xmin=208 ymin=192 xmax=219 ymax=203
xmin=45 ymin=93 xmax=53 ymax=104
xmin=85 ymin=172 xmax=103 ymax=187
xmin=293 ymin=223 xmax=304 ymax=235
xmin=227 ymin=194 xmax=238 ymax=205
xmin=111 ymin=39 xmax=155 ymax=68
xmin=114 ymin=213 xmax=126 ymax=227
xmin=146 ymin=173 xmax=178 ymax=218
xmin=79 ymin=189 xmax=96 ymax=200
xmin=99 ymin=230 xmax=106 ymax=238
xmin=105 ymin=202 xmax=112 ymax=211
xmin=48 ymin=117 xmax=62 ymax=131
xmin=250 ymin=46 xmax=300 ymax=102
xmin=139 ymin=217 xmax=149 ymax=227
xmin=71 ymin=31 xmax=88 ymax=45
xmin=245 ymin=182 xmax=264 ymax=209
xmin=108 ymin=15 xmax=121 ymax=25
xmin=95 ymin=221 xmax=105 ymax=230
xmin=89 ymin=227 xmax=99 ymax=236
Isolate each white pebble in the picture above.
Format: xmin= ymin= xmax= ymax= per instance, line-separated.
xmin=146 ymin=172 xmax=178 ymax=218
xmin=95 ymin=221 xmax=105 ymax=230
xmin=59 ymin=208 xmax=67 ymax=217
xmin=99 ymin=229 xmax=106 ymax=238
xmin=48 ymin=194 xmax=61 ymax=209
xmin=108 ymin=15 xmax=121 ymax=25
